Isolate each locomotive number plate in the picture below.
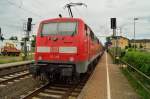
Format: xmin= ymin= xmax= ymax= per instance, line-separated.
xmin=50 ymin=47 xmax=59 ymax=52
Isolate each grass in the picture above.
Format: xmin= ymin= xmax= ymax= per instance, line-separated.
xmin=109 ymin=48 xmax=150 ymax=98
xmin=0 ymin=57 xmax=22 ymax=64
xmin=121 ymin=68 xmax=150 ymax=99
xmin=122 ymin=51 xmax=150 ymax=76
xmin=0 ymin=53 xmax=34 ymax=64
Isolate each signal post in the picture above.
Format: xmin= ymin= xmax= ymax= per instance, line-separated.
xmin=23 ymin=18 xmax=32 ymax=60
xmin=110 ymin=18 xmax=119 ymax=63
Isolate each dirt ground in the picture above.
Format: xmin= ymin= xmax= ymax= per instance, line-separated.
xmin=0 ymin=76 xmax=41 ymax=99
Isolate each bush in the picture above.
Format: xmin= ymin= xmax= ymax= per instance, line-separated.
xmin=123 ymin=51 xmax=150 ymax=76
xmin=128 ymin=48 xmax=134 ymax=51
xmin=109 ymin=47 xmax=121 ymax=57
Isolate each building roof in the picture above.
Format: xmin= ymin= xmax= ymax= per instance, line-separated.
xmin=111 ymin=36 xmax=129 ymax=40
xmin=130 ymin=39 xmax=150 ymax=43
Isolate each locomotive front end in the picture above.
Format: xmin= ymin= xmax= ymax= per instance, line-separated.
xmin=30 ymin=18 xmax=82 ymax=81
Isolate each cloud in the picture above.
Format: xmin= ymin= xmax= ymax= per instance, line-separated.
xmin=0 ymin=0 xmax=150 ymax=41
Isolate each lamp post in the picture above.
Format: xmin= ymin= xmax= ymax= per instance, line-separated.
xmin=133 ymin=18 xmax=138 ymax=50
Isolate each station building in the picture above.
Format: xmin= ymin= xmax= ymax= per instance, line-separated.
xmin=110 ymin=36 xmax=129 ymax=49
xmin=130 ymin=39 xmax=150 ymax=50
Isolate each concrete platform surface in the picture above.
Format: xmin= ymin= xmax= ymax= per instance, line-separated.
xmin=78 ymin=52 xmax=140 ymax=99
xmin=0 ymin=60 xmax=33 ymax=69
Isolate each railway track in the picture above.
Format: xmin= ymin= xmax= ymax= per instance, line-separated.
xmin=0 ymin=61 xmax=32 ymax=77
xmin=0 ymin=61 xmax=33 ymax=86
xmin=20 ymin=59 xmax=97 ymax=99
xmin=21 ymin=78 xmax=87 ymax=99
xmin=0 ymin=60 xmax=97 ymax=98
xmin=0 ymin=70 xmax=31 ymax=86
xmin=21 ymin=65 xmax=94 ymax=99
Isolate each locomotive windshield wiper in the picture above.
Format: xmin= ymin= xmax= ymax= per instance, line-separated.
xmin=71 ymin=23 xmax=77 ymax=36
xmin=41 ymin=32 xmax=43 ymax=37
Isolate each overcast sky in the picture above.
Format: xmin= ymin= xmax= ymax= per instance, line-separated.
xmin=0 ymin=0 xmax=150 ymax=43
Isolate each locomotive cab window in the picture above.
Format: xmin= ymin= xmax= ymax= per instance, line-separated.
xmin=90 ymin=30 xmax=95 ymax=40
xmin=41 ymin=22 xmax=77 ymax=36
xmin=85 ymin=24 xmax=91 ymax=36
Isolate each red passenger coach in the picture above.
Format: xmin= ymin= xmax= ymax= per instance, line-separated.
xmin=30 ymin=17 xmax=103 ymax=81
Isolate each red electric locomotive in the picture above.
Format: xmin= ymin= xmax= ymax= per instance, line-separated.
xmin=30 ymin=17 xmax=103 ymax=81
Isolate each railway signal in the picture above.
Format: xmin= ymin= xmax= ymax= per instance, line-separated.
xmin=0 ymin=27 xmax=4 ymax=41
xmin=111 ymin=18 xmax=117 ymax=37
xmin=110 ymin=18 xmax=120 ymax=63
xmin=23 ymin=18 xmax=33 ymax=60
xmin=27 ymin=18 xmax=32 ymax=31
xmin=0 ymin=27 xmax=1 ymax=39
xmin=111 ymin=18 xmax=116 ymax=29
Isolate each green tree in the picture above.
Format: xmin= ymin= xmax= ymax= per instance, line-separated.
xmin=135 ymin=44 xmax=137 ymax=48
xmin=140 ymin=43 xmax=143 ymax=48
xmin=31 ymin=35 xmax=36 ymax=47
xmin=125 ymin=46 xmax=128 ymax=49
xmin=0 ymin=36 xmax=5 ymax=41
xmin=128 ymin=43 xmax=131 ymax=48
xmin=106 ymin=36 xmax=111 ymax=42
xmin=9 ymin=36 xmax=18 ymax=40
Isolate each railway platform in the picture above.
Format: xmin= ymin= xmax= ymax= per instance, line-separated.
xmin=78 ymin=52 xmax=140 ymax=99
xmin=0 ymin=60 xmax=33 ymax=69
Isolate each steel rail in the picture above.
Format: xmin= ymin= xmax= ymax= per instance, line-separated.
xmin=21 ymin=72 xmax=91 ymax=99
xmin=20 ymin=57 xmax=96 ymax=99
xmin=21 ymin=83 xmax=50 ymax=99
xmin=0 ymin=69 xmax=28 ymax=77
xmin=21 ymin=80 xmax=86 ymax=99
xmin=0 ymin=71 xmax=30 ymax=84
xmin=0 ymin=61 xmax=33 ymax=77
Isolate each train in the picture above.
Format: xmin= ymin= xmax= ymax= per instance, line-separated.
xmin=0 ymin=42 xmax=20 ymax=56
xmin=29 ymin=17 xmax=103 ymax=82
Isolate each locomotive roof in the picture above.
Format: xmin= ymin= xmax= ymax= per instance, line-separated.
xmin=41 ymin=17 xmax=84 ymax=23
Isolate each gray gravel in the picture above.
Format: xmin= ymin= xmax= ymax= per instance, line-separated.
xmin=0 ymin=76 xmax=42 ymax=99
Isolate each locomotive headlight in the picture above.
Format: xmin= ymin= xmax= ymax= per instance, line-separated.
xmin=69 ymin=57 xmax=74 ymax=62
xmin=59 ymin=47 xmax=77 ymax=53
xmin=38 ymin=56 xmax=42 ymax=60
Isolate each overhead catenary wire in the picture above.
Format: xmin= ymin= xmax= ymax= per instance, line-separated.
xmin=0 ymin=0 xmax=44 ymax=34
xmin=2 ymin=24 xmax=22 ymax=28
xmin=6 ymin=0 xmax=44 ymax=19
xmin=4 ymin=0 xmax=87 ymax=28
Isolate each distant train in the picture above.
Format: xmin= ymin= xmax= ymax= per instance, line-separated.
xmin=29 ymin=17 xmax=103 ymax=82
xmin=0 ymin=42 xmax=20 ymax=56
